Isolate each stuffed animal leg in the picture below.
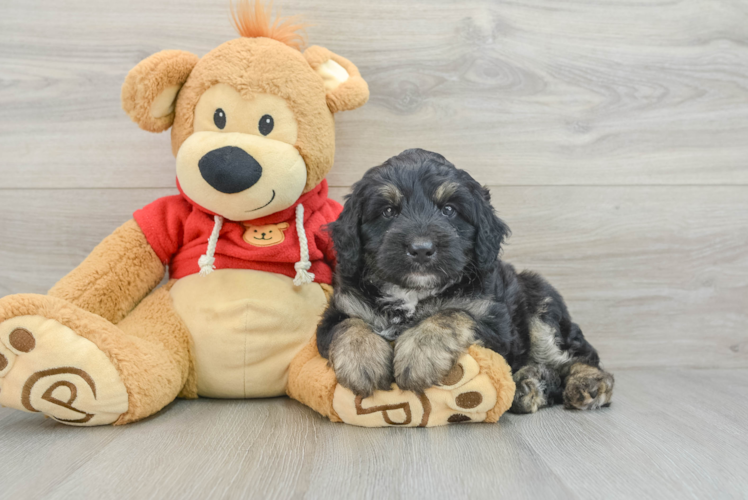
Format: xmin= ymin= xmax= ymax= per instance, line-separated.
xmin=0 ymin=221 xmax=194 ymax=426
xmin=288 ymin=338 xmax=515 ymax=427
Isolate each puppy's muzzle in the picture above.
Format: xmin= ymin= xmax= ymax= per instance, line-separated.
xmin=406 ymin=239 xmax=436 ymax=264
xmin=198 ymin=146 xmax=263 ymax=194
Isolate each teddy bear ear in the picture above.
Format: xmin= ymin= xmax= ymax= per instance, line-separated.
xmin=303 ymin=46 xmax=369 ymax=114
xmin=121 ymin=50 xmax=199 ymax=133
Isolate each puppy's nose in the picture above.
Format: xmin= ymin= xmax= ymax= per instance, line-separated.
xmin=407 ymin=240 xmax=436 ymax=263
xmin=198 ymin=146 xmax=263 ymax=194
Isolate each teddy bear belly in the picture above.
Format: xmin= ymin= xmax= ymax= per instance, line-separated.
xmin=169 ymin=269 xmax=328 ymax=398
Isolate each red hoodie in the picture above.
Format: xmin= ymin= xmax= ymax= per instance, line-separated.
xmin=133 ymin=180 xmax=341 ymax=285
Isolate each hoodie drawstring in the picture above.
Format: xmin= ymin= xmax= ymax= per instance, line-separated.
xmin=293 ymin=204 xmax=315 ymax=286
xmin=198 ymin=215 xmax=224 ymax=276
xmin=196 ymin=205 xmax=314 ymax=286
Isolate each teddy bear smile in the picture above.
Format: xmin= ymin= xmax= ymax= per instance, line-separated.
xmin=246 ymin=189 xmax=275 ymax=212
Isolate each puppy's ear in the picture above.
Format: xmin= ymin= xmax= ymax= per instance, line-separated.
xmin=330 ymin=192 xmax=364 ymax=279
xmin=121 ymin=50 xmax=199 ymax=132
xmin=474 ymin=186 xmax=511 ymax=270
xmin=304 ymin=46 xmax=369 ymax=114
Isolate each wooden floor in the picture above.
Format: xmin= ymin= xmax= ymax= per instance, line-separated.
xmin=1 ymin=0 xmax=747 ymax=498
xmin=0 ymin=369 xmax=746 ymax=499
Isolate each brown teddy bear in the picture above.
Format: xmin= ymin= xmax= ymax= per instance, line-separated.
xmin=0 ymin=1 xmax=514 ymax=427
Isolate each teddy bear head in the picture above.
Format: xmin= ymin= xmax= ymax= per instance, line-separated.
xmin=122 ymin=1 xmax=369 ymax=221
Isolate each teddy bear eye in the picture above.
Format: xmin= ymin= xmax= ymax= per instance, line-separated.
xmin=259 ymin=114 xmax=274 ymax=136
xmin=214 ymin=108 xmax=226 ymax=129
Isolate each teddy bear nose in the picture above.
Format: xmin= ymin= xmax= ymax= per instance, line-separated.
xmin=198 ymin=146 xmax=263 ymax=194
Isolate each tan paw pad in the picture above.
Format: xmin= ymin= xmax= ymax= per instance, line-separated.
xmin=0 ymin=344 xmax=16 ymax=378
xmin=0 ymin=316 xmax=128 ymax=426
xmin=437 ymin=354 xmax=480 ymax=391
xmin=425 ymin=373 xmax=497 ymax=425
xmin=333 ymin=384 xmax=430 ymax=427
xmin=332 ymin=353 xmax=499 ymax=427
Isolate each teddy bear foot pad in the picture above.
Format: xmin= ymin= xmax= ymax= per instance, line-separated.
xmin=333 ymin=351 xmax=501 ymax=427
xmin=0 ymin=316 xmax=128 ymax=426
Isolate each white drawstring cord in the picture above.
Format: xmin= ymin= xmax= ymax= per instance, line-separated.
xmin=293 ymin=204 xmax=315 ymax=286
xmin=197 ymin=207 xmax=313 ymax=285
xmin=198 ymin=215 xmax=224 ymax=276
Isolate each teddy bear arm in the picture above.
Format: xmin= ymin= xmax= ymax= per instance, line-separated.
xmin=49 ymin=219 xmax=165 ymax=324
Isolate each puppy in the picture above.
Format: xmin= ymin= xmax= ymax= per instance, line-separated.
xmin=317 ymin=149 xmax=614 ymax=413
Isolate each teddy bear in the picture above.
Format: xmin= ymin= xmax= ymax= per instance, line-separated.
xmin=0 ymin=1 xmax=515 ymax=427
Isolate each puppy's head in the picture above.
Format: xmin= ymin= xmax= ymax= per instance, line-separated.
xmin=331 ymin=148 xmax=510 ymax=289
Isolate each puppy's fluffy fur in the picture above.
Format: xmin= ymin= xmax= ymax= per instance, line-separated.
xmin=317 ymin=149 xmax=614 ymax=412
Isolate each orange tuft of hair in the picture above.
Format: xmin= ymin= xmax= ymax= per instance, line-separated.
xmin=230 ymin=0 xmax=308 ymax=51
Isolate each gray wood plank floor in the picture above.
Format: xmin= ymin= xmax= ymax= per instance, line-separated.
xmin=0 ymin=369 xmax=745 ymax=500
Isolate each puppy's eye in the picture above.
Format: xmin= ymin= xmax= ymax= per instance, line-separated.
xmin=441 ymin=204 xmax=456 ymax=217
xmin=382 ymin=206 xmax=396 ymax=218
xmin=214 ymin=108 xmax=226 ymax=129
xmin=259 ymin=114 xmax=274 ymax=136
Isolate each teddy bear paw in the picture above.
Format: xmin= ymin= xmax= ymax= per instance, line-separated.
xmin=331 ymin=352 xmax=500 ymax=427
xmin=0 ymin=316 xmax=128 ymax=426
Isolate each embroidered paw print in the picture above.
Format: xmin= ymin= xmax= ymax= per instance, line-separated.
xmin=242 ymin=222 xmax=290 ymax=247
xmin=0 ymin=316 xmax=129 ymax=426
xmin=332 ymin=352 xmax=501 ymax=427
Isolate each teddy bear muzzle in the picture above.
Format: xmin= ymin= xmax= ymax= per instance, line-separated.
xmin=176 ymin=131 xmax=307 ymax=221
xmin=198 ymin=146 xmax=263 ymax=194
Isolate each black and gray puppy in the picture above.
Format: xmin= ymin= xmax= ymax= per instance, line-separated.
xmin=317 ymin=149 xmax=614 ymax=413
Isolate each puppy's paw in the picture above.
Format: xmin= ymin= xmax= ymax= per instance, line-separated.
xmin=563 ymin=363 xmax=614 ymax=410
xmin=510 ymin=366 xmax=547 ymax=414
xmin=329 ymin=320 xmax=394 ymax=398
xmin=394 ymin=345 xmax=459 ymax=395
xmin=393 ymin=327 xmax=466 ymax=394
xmin=393 ymin=311 xmax=475 ymax=394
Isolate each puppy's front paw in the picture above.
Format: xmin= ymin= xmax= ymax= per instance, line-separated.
xmin=393 ymin=311 xmax=475 ymax=394
xmin=394 ymin=345 xmax=459 ymax=394
xmin=329 ymin=319 xmax=394 ymax=398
